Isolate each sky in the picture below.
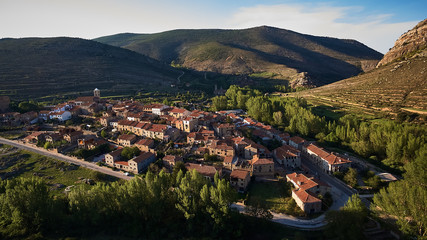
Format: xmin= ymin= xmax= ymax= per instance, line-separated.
xmin=0 ymin=0 xmax=425 ymax=53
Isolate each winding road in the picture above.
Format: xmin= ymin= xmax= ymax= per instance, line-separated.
xmin=0 ymin=137 xmax=131 ymax=180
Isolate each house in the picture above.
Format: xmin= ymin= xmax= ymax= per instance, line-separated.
xmin=23 ymin=131 xmax=45 ymax=143
xmin=289 ymin=136 xmax=306 ymax=150
xmin=162 ymin=155 xmax=183 ymax=171
xmin=105 ymin=148 xmax=123 ymax=166
xmin=78 ymin=137 xmax=108 ymax=150
xmin=181 ymin=117 xmax=198 ymax=132
xmin=144 ymin=124 xmax=169 ymax=140
xmin=45 ymin=133 xmax=62 ymax=143
xmin=134 ymin=138 xmax=155 ymax=152
xmin=244 ymin=142 xmax=271 ymax=159
xmin=223 ymin=156 xmax=238 ymax=170
xmin=286 ymin=172 xmax=330 ymax=214
xmin=63 ymin=131 xmax=83 ymax=144
xmin=273 ymin=145 xmax=301 ymax=169
xmin=117 ymin=134 xmax=137 ymax=147
xmin=230 ymin=169 xmax=251 ymax=192
xmin=49 ymin=111 xmax=71 ymax=121
xmin=251 ymin=155 xmax=274 ymax=178
xmin=128 ymin=151 xmax=156 ymax=174
xmin=214 ymin=123 xmax=234 ymax=138
xmin=168 ymin=107 xmax=190 ymax=118
xmin=292 ymin=189 xmax=322 ymax=214
xmin=305 ymin=144 xmax=351 ymax=174
xmin=185 ymin=163 xmax=222 ymax=180
xmin=208 ymin=142 xmax=235 ymax=159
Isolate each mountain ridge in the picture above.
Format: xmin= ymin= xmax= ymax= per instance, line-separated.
xmin=95 ymin=26 xmax=383 ymax=87
xmin=0 ymin=37 xmax=181 ymax=99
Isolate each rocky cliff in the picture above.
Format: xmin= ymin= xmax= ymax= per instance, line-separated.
xmin=377 ymin=18 xmax=427 ymax=67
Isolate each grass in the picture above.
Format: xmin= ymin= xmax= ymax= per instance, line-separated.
xmin=0 ymin=131 xmax=26 ymax=140
xmin=246 ymin=181 xmax=305 ymax=217
xmin=0 ymin=146 xmax=120 ymax=195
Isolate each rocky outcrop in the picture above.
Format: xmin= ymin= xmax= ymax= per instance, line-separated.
xmin=377 ymin=18 xmax=427 ymax=67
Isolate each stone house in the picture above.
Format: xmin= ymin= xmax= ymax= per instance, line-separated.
xmin=273 ymin=145 xmax=301 ymax=169
xmin=230 ymin=169 xmax=251 ymax=192
xmin=117 ymin=134 xmax=137 ymax=147
xmin=251 ymin=155 xmax=274 ymax=178
xmin=162 ymin=155 xmax=183 ymax=171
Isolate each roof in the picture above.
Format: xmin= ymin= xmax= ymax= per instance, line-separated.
xmin=306 ymin=144 xmax=351 ymax=165
xmin=324 ymin=154 xmax=351 ymax=165
xmin=118 ymin=134 xmax=137 ymax=141
xmin=147 ymin=124 xmax=168 ymax=133
xmin=107 ymin=148 xmax=123 ymax=158
xmin=289 ymin=136 xmax=305 ymax=144
xmin=230 ymin=169 xmax=250 ymax=180
xmin=252 ymin=156 xmax=273 ymax=165
xmin=115 ymin=161 xmax=129 ymax=166
xmin=274 ymin=145 xmax=300 ymax=158
xmin=135 ymin=138 xmax=154 ymax=147
xmin=170 ymin=108 xmax=188 ymax=113
xmin=217 ymin=123 xmax=234 ymax=129
xmin=131 ymin=152 xmax=155 ymax=163
xmin=293 ymin=189 xmax=321 ymax=203
xmin=223 ymin=156 xmax=234 ymax=164
xmin=163 ymin=155 xmax=183 ymax=163
xmin=185 ymin=163 xmax=218 ymax=178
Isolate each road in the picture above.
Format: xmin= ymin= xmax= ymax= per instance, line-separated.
xmin=0 ymin=137 xmax=131 ymax=180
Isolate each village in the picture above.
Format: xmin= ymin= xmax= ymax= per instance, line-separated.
xmin=1 ymin=88 xmax=360 ymax=216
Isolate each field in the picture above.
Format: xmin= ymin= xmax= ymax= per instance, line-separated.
xmin=0 ymin=144 xmax=120 ymax=195
xmin=246 ymin=181 xmax=305 ymax=217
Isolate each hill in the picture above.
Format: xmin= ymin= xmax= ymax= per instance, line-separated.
xmin=294 ymin=19 xmax=427 ymax=116
xmin=95 ymin=26 xmax=382 ymax=87
xmin=0 ymin=37 xmax=181 ymax=100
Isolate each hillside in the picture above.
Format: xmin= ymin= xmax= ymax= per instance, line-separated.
xmin=297 ymin=56 xmax=427 ymax=111
xmin=294 ymin=19 xmax=427 ymax=116
xmin=377 ymin=18 xmax=427 ymax=67
xmin=0 ymin=37 xmax=181 ymax=100
xmin=95 ymin=26 xmax=382 ymax=87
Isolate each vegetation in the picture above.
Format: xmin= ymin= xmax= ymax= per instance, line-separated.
xmin=216 ymin=85 xmax=426 ymax=173
xmin=95 ymin=26 xmax=382 ymax=86
xmin=121 ymin=146 xmax=141 ymax=160
xmin=0 ymin=37 xmax=181 ymax=100
xmin=325 ymin=194 xmax=368 ymax=240
xmin=372 ymin=150 xmax=427 ymax=238
xmin=72 ymin=143 xmax=111 ymax=159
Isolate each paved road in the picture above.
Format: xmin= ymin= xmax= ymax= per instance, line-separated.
xmin=0 ymin=137 xmax=131 ymax=180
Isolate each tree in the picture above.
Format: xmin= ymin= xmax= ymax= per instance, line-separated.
xmin=0 ymin=177 xmax=54 ymax=237
xmin=325 ymin=194 xmax=367 ymax=240
xmin=100 ymin=129 xmax=107 ymax=138
xmin=373 ymin=151 xmax=427 ymax=237
xmin=121 ymin=147 xmax=140 ymax=160
xmin=273 ymin=111 xmax=283 ymax=126
xmin=43 ymin=142 xmax=52 ymax=149
xmin=343 ymin=168 xmax=357 ymax=188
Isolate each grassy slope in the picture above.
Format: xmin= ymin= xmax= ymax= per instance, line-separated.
xmin=95 ymin=26 xmax=382 ymax=86
xmin=0 ymin=37 xmax=181 ymax=100
xmin=0 ymin=144 xmax=119 ymax=195
xmin=293 ymin=56 xmax=427 ymax=114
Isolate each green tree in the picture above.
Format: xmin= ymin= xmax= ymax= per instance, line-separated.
xmin=0 ymin=177 xmax=54 ymax=238
xmin=372 ymin=150 xmax=427 ymax=237
xmin=343 ymin=168 xmax=357 ymax=188
xmin=100 ymin=129 xmax=107 ymax=138
xmin=325 ymin=194 xmax=367 ymax=240
xmin=121 ymin=147 xmax=140 ymax=160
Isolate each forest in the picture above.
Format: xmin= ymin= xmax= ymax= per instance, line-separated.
xmin=212 ymin=85 xmax=426 ymax=172
xmin=0 ymin=169 xmax=240 ymax=239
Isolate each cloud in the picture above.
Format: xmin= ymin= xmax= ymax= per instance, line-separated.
xmin=227 ymin=4 xmax=418 ymax=53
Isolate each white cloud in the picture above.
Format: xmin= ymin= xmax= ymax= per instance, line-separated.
xmin=227 ymin=4 xmax=418 ymax=53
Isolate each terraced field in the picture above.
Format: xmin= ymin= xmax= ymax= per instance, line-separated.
xmin=294 ymin=56 xmax=427 ymax=114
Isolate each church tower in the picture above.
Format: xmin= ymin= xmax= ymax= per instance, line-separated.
xmin=94 ymin=88 xmax=100 ymax=98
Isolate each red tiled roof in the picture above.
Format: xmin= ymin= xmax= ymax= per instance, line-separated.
xmin=163 ymin=155 xmax=183 ymax=163
xmin=230 ymin=169 xmax=250 ymax=179
xmin=224 ymin=156 xmax=234 ymax=164
xmin=252 ymin=156 xmax=273 ymax=165
xmin=185 ymin=163 xmax=218 ymax=178
xmin=289 ymin=136 xmax=305 ymax=144
xmin=135 ymin=138 xmax=154 ymax=146
xmin=118 ymin=134 xmax=137 ymax=141
xmin=131 ymin=152 xmax=155 ymax=163
xmin=115 ymin=161 xmax=129 ymax=166
xmin=108 ymin=148 xmax=123 ymax=158
xmin=293 ymin=189 xmax=321 ymax=203
xmin=275 ymin=145 xmax=300 ymax=158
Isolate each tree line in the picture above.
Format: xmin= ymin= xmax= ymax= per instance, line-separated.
xmin=0 ymin=169 xmax=252 ymax=239
xmin=213 ymin=85 xmax=426 ymax=172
